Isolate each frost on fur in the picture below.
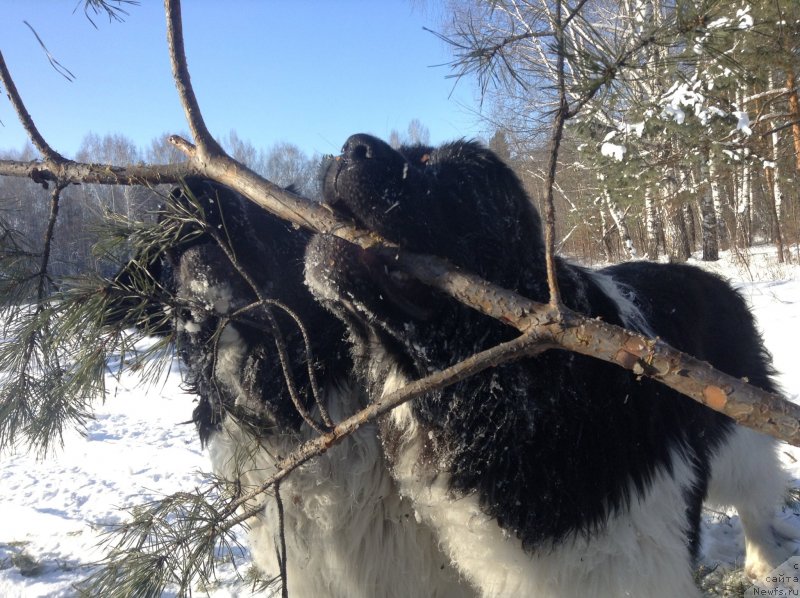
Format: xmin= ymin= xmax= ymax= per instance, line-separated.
xmin=107 ymin=179 xmax=473 ymax=597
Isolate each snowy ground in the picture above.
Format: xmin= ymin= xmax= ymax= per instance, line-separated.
xmin=0 ymin=246 xmax=798 ymax=597
xmin=0 ymin=355 xmax=252 ymax=597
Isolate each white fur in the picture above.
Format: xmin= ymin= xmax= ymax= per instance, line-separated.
xmin=383 ymin=369 xmax=702 ymax=598
xmin=587 ymin=268 xmax=799 ymax=580
xmin=207 ymin=380 xmax=474 ymax=598
xmin=584 ymin=269 xmax=656 ymax=337
xmin=707 ymin=426 xmax=796 ymax=579
xmin=179 ymin=273 xmax=473 ymax=595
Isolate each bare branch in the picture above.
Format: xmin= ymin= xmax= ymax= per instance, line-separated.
xmin=386 ymin=249 xmax=800 ymax=443
xmin=0 ymin=50 xmax=66 ymax=163
xmin=0 ymin=158 xmax=195 ymax=187
xmin=163 ymin=0 xmax=224 ymax=157
xmin=543 ymin=0 xmax=567 ymax=308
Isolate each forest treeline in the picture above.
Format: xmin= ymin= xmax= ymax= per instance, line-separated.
xmin=2 ymin=0 xmax=800 ymax=286
xmin=0 ymin=131 xmax=325 ymax=279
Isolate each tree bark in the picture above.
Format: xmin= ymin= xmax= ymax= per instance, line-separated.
xmin=786 ymin=67 xmax=800 ymax=173
xmin=602 ymin=190 xmax=636 ymax=259
xmin=644 ymin=187 xmax=660 ymax=259
xmin=699 ymin=156 xmax=719 ymax=261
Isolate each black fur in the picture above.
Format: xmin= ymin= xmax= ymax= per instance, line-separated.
xmin=112 ymin=179 xmax=350 ymax=443
xmin=305 ymin=134 xmax=775 ymax=556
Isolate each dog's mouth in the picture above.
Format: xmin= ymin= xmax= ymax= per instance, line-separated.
xmin=315 ymin=136 xmax=444 ymax=323
xmin=316 ymin=160 xmax=436 ymax=322
xmin=356 ymin=247 xmax=436 ymax=321
xmin=323 ymin=156 xmax=357 ymax=220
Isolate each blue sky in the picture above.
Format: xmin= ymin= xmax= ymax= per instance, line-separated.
xmin=0 ymin=1 xmax=487 ymax=160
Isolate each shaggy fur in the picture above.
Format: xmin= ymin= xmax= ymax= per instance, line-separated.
xmin=112 ymin=180 xmax=473 ymax=597
xmin=304 ymin=134 xmax=797 ymax=596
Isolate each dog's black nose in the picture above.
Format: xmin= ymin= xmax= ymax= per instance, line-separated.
xmin=342 ymin=134 xmax=395 ymax=163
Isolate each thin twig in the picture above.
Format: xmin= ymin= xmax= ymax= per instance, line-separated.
xmin=23 ymin=21 xmax=76 ymax=82
xmin=274 ymin=482 xmax=288 ymax=598
xmin=230 ymin=299 xmax=334 ymax=429
xmin=543 ymin=0 xmax=566 ymax=308
xmin=207 ymin=229 xmax=330 ymax=433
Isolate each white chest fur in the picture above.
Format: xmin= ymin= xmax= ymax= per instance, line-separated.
xmin=381 ymin=369 xmax=702 ymax=598
xmin=208 ymin=380 xmax=473 ymax=598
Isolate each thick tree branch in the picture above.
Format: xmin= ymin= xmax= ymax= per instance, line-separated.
xmin=0 ymin=158 xmax=195 ymax=186
xmin=156 ymin=110 xmax=800 ymax=446
xmin=386 ymin=250 xmax=800 ymax=443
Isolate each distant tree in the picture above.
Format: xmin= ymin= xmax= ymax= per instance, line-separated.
xmin=389 ymin=118 xmax=431 ymax=148
xmin=488 ymin=128 xmax=512 ymax=162
xmin=439 ymin=0 xmax=800 ymax=263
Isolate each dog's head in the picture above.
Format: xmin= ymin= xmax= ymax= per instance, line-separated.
xmin=305 ymin=134 xmax=545 ymax=385
xmin=109 ymin=179 xmax=349 ymax=442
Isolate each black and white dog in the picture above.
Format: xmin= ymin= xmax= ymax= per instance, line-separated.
xmin=304 ymin=134 xmax=797 ymax=597
xmin=110 ymin=180 xmax=473 ymax=597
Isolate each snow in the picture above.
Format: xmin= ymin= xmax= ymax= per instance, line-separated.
xmin=0 ymin=246 xmax=798 ymax=597
xmin=0 ymin=355 xmax=251 ymax=597
xmin=734 ymin=110 xmax=752 ymax=136
xmin=600 ymin=142 xmax=626 ymax=161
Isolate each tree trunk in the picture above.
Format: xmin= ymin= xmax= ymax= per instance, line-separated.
xmin=644 ymin=187 xmax=660 ymax=260
xmin=699 ymin=157 xmax=719 ymax=261
xmin=735 ymin=162 xmax=752 ymax=249
xmin=683 ymin=202 xmax=695 ymax=252
xmin=599 ymin=208 xmax=615 ymax=262
xmin=708 ymin=155 xmax=727 ymax=249
xmin=764 ymin=166 xmax=785 ymax=263
xmin=786 ymin=68 xmax=800 ymax=173
xmin=768 ymin=73 xmax=785 ymax=221
xmin=602 ymin=190 xmax=636 ymax=259
xmin=668 ymin=204 xmax=691 ymax=261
